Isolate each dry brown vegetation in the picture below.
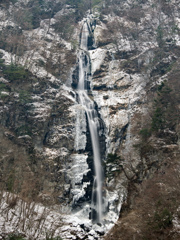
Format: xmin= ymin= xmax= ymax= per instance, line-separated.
xmin=105 ymin=153 xmax=180 ymax=240
xmin=0 ymin=129 xmax=40 ymax=201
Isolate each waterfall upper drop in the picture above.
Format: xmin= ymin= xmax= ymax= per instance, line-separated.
xmin=80 ymin=22 xmax=89 ymax=51
xmin=76 ymin=20 xmax=104 ymax=224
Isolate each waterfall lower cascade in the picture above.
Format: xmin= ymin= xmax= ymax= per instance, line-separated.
xmin=76 ymin=20 xmax=104 ymax=224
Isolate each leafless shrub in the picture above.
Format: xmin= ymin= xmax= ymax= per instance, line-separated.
xmin=126 ymin=7 xmax=145 ymax=24
xmin=0 ymin=192 xmax=64 ymax=239
xmin=6 ymin=194 xmax=18 ymax=209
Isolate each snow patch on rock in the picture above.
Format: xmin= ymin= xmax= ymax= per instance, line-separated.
xmin=67 ymin=154 xmax=89 ymax=204
xmin=89 ymin=48 xmax=107 ymax=75
xmin=74 ymin=105 xmax=87 ymax=151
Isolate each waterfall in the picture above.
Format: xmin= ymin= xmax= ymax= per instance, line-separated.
xmin=77 ymin=21 xmax=104 ymax=223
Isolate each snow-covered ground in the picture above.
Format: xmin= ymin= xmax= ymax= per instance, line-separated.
xmin=0 ymin=191 xmax=124 ymax=239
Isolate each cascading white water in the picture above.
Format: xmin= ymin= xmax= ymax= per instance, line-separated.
xmin=77 ymin=21 xmax=103 ymax=223
xmin=80 ymin=22 xmax=89 ymax=51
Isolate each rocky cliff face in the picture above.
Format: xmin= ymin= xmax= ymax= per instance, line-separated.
xmin=0 ymin=0 xmax=180 ymax=239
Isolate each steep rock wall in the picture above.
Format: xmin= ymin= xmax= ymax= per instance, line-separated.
xmin=0 ymin=0 xmax=180 ymax=239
